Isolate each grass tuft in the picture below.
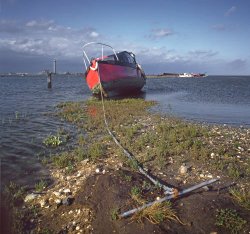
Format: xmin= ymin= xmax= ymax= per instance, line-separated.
xmin=132 ymin=201 xmax=183 ymax=224
xmin=229 ymin=188 xmax=250 ymax=210
xmin=215 ymin=208 xmax=246 ymax=234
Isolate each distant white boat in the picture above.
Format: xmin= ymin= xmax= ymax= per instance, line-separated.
xmin=179 ymin=73 xmax=193 ymax=78
xmin=179 ymin=72 xmax=207 ymax=78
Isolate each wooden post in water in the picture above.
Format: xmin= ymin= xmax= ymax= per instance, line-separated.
xmin=47 ymin=71 xmax=52 ymax=89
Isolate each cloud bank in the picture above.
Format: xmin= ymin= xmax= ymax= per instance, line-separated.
xmin=0 ymin=19 xmax=249 ymax=75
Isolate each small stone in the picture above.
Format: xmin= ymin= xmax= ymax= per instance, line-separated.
xmin=210 ymin=153 xmax=215 ymax=158
xmin=62 ymin=196 xmax=74 ymax=206
xmin=59 ymin=188 xmax=63 ymax=193
xmin=39 ymin=199 xmax=47 ymax=208
xmin=81 ymin=159 xmax=89 ymax=165
xmin=200 ymin=174 xmax=205 ymax=178
xmin=179 ymin=164 xmax=188 ymax=174
xmin=55 ymin=199 xmax=62 ymax=204
xmin=95 ymin=168 xmax=100 ymax=173
xmin=63 ymin=188 xmax=71 ymax=194
xmin=203 ymin=186 xmax=209 ymax=191
xmin=156 ymin=196 xmax=161 ymax=200
xmin=53 ymin=191 xmax=61 ymax=197
xmin=76 ymin=226 xmax=80 ymax=231
xmin=169 ymin=157 xmax=174 ymax=164
xmin=24 ymin=193 xmax=38 ymax=202
xmin=102 ymin=169 xmax=106 ymax=174
xmin=207 ymin=174 xmax=213 ymax=178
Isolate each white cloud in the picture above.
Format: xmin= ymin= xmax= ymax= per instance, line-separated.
xmin=0 ymin=19 xmax=101 ymax=59
xmin=188 ymin=50 xmax=218 ymax=59
xmin=225 ymin=6 xmax=236 ymax=16
xmin=89 ymin=31 xmax=99 ymax=38
xmin=147 ymin=28 xmax=174 ymax=40
xmin=212 ymin=24 xmax=226 ymax=31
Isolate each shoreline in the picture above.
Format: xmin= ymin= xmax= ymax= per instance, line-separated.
xmin=2 ymin=98 xmax=250 ymax=233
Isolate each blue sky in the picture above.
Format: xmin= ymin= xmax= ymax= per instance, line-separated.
xmin=0 ymin=0 xmax=249 ymax=75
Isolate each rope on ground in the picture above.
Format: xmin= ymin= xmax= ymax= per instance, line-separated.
xmin=99 ymin=84 xmax=174 ymax=195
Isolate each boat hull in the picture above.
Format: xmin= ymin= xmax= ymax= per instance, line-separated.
xmin=86 ymin=62 xmax=146 ymax=96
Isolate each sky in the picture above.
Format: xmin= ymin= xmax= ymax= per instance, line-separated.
xmin=0 ymin=0 xmax=250 ymax=75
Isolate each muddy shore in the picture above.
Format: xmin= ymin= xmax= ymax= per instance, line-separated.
xmin=1 ymin=98 xmax=249 ymax=234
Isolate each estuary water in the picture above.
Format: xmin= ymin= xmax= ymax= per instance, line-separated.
xmin=0 ymin=75 xmax=250 ymax=189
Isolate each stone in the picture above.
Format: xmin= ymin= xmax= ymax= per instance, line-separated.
xmin=53 ymin=191 xmax=61 ymax=197
xmin=62 ymin=196 xmax=74 ymax=206
xmin=63 ymin=188 xmax=71 ymax=194
xmin=95 ymin=168 xmax=100 ymax=173
xmin=39 ymin=199 xmax=48 ymax=208
xmin=24 ymin=193 xmax=38 ymax=202
xmin=179 ymin=164 xmax=188 ymax=174
xmin=55 ymin=199 xmax=62 ymax=204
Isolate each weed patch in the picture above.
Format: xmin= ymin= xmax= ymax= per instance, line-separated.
xmin=215 ymin=208 xmax=246 ymax=233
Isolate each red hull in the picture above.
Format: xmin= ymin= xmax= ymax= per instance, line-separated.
xmin=86 ymin=62 xmax=145 ymax=95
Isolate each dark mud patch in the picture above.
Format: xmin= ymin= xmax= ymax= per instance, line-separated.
xmin=74 ymin=169 xmax=249 ymax=233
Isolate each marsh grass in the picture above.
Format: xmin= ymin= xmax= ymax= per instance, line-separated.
xmin=35 ymin=180 xmax=47 ymax=192
xmin=111 ymin=208 xmax=119 ymax=220
xmin=215 ymin=208 xmax=246 ymax=234
xmin=229 ymin=188 xmax=250 ymax=210
xmin=43 ymin=134 xmax=63 ymax=147
xmin=56 ymin=98 xmax=249 ymax=182
xmin=132 ymin=201 xmax=182 ymax=225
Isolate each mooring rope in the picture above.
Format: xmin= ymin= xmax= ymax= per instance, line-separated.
xmin=98 ymin=79 xmax=174 ymax=195
xmin=96 ymin=75 xmax=219 ymax=219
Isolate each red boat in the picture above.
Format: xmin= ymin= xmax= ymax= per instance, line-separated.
xmin=83 ymin=42 xmax=146 ymax=96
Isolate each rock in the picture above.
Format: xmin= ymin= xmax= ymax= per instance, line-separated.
xmin=53 ymin=191 xmax=61 ymax=197
xmin=62 ymin=196 xmax=74 ymax=206
xmin=39 ymin=199 xmax=48 ymax=208
xmin=179 ymin=163 xmax=188 ymax=174
xmin=95 ymin=168 xmax=100 ymax=173
xmin=55 ymin=199 xmax=62 ymax=205
xmin=24 ymin=193 xmax=38 ymax=202
xmin=63 ymin=188 xmax=71 ymax=194
xmin=210 ymin=153 xmax=215 ymax=158
xmin=169 ymin=157 xmax=174 ymax=164
xmin=81 ymin=159 xmax=89 ymax=165
xmin=203 ymin=186 xmax=210 ymax=191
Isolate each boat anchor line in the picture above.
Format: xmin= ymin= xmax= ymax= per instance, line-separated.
xmin=119 ymin=178 xmax=219 ymax=218
xmin=99 ymin=84 xmax=174 ymax=195
xmin=98 ymin=80 xmax=219 ymax=217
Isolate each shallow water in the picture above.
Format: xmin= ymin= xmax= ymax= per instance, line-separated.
xmin=0 ymin=75 xmax=250 ymax=189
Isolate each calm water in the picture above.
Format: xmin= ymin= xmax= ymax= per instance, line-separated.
xmin=0 ymin=75 xmax=250 ymax=189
